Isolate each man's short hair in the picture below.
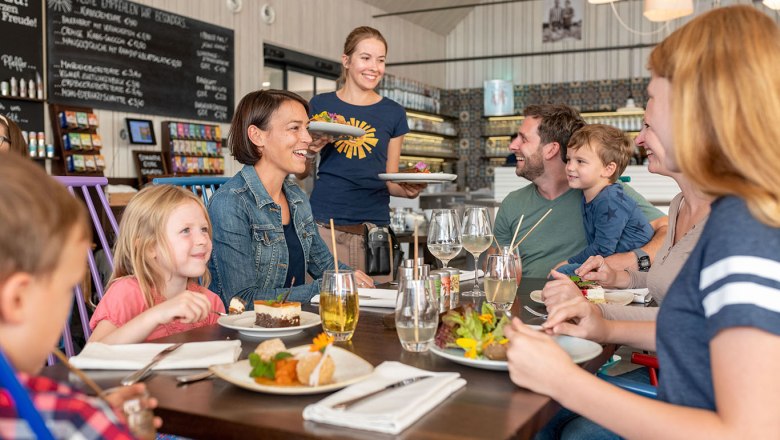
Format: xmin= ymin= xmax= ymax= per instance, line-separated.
xmin=568 ymin=124 xmax=633 ymax=183
xmin=523 ymin=104 xmax=586 ymax=162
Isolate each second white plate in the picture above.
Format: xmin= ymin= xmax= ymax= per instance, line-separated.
xmin=217 ymin=311 xmax=321 ymax=337
xmin=378 ymin=172 xmax=457 ymax=184
xmin=308 ymin=121 xmax=365 ymax=138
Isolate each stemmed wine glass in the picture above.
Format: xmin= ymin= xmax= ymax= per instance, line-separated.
xmin=427 ymin=209 xmax=462 ymax=269
xmin=461 ymin=207 xmax=493 ymax=297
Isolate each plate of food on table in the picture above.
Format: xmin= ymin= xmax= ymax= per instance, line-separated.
xmin=430 ymin=303 xmax=603 ymax=370
xmin=210 ymin=334 xmax=374 ymax=395
xmin=308 ymin=111 xmax=366 ymax=138
xmin=378 ymin=161 xmax=457 ymax=184
xmin=217 ymin=296 xmax=321 ymax=337
xmin=529 ymin=276 xmax=634 ymax=306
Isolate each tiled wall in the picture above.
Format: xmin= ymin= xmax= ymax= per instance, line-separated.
xmin=441 ymin=77 xmax=650 ymax=190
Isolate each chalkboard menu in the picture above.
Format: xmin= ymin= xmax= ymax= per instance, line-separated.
xmin=0 ymin=0 xmax=43 ymax=93
xmin=133 ymin=150 xmax=168 ymax=185
xmin=0 ymin=98 xmax=44 ymax=132
xmin=47 ymin=0 xmax=234 ymax=123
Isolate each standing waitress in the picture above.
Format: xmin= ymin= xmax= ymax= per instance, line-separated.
xmin=308 ymin=26 xmax=424 ymax=283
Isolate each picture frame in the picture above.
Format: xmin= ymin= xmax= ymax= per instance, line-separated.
xmin=126 ymin=118 xmax=157 ymax=145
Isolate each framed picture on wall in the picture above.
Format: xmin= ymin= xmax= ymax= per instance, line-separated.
xmin=126 ymin=118 xmax=157 ymax=145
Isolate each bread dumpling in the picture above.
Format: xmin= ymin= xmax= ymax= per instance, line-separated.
xmin=254 ymin=338 xmax=286 ymax=362
xmin=296 ymin=350 xmax=335 ymax=386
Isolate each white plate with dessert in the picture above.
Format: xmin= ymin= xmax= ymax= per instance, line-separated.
xmin=431 ymin=332 xmax=602 ymax=369
xmin=529 ymin=289 xmax=634 ymax=306
xmin=218 ymin=299 xmax=321 ymax=337
xmin=308 ymin=121 xmax=366 ymax=138
xmin=210 ymin=340 xmax=374 ymax=395
xmin=378 ymin=172 xmax=457 ymax=184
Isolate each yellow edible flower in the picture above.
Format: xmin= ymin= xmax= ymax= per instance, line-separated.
xmin=478 ymin=313 xmax=493 ymax=325
xmin=310 ymin=333 xmax=334 ymax=352
xmin=481 ymin=334 xmax=495 ymax=350
xmin=456 ymin=338 xmax=478 ymax=359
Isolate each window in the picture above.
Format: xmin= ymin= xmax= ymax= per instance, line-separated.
xmin=263 ymin=44 xmax=340 ymax=95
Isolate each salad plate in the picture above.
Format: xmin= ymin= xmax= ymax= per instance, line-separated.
xmin=529 ymin=289 xmax=634 ymax=306
xmin=308 ymin=121 xmax=365 ymax=138
xmin=217 ymin=311 xmax=321 ymax=337
xmin=210 ymin=345 xmax=374 ymax=395
xmin=431 ymin=332 xmax=603 ymax=369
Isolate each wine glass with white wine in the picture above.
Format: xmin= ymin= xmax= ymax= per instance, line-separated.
xmin=427 ymin=209 xmax=462 ymax=269
xmin=461 ymin=207 xmax=493 ymax=296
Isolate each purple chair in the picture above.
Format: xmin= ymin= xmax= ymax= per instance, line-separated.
xmin=50 ymin=176 xmax=119 ymax=364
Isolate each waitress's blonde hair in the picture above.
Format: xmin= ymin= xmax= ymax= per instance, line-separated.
xmin=648 ymin=5 xmax=780 ymax=227
xmin=109 ymin=185 xmax=212 ymax=308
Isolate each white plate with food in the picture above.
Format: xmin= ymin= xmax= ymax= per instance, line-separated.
xmin=431 ymin=333 xmax=602 ymax=369
xmin=210 ymin=345 xmax=374 ymax=395
xmin=529 ymin=289 xmax=634 ymax=306
xmin=217 ymin=311 xmax=321 ymax=337
xmin=378 ymin=173 xmax=457 ymax=184
xmin=308 ymin=121 xmax=365 ymax=138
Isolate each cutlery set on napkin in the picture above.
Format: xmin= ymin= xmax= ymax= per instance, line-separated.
xmin=69 ymin=340 xmax=242 ymax=371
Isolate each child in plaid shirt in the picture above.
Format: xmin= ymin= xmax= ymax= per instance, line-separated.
xmin=0 ymin=154 xmax=158 ymax=439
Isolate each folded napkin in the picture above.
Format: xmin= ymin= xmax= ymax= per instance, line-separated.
xmin=623 ymin=288 xmax=651 ymax=303
xmin=459 ymin=269 xmax=484 ymax=282
xmin=303 ymin=361 xmax=465 ymax=435
xmin=312 ymin=288 xmax=398 ymax=309
xmin=69 ymin=340 xmax=242 ymax=370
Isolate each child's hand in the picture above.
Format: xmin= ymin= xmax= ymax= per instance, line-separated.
xmin=153 ymin=290 xmax=212 ymax=325
xmin=104 ymin=383 xmax=163 ymax=430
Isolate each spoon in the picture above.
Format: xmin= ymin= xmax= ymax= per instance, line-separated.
xmin=523 ymin=305 xmax=548 ymax=320
xmin=175 ymin=370 xmax=214 ymax=385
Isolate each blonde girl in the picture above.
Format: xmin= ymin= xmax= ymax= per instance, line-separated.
xmin=89 ymin=185 xmax=225 ymax=343
xmin=505 ymin=6 xmax=780 ymax=439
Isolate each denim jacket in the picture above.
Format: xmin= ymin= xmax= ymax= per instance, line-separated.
xmin=208 ymin=165 xmax=348 ymax=307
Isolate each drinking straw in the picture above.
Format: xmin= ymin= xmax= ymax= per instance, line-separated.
xmin=52 ymin=349 xmax=107 ymax=400
xmin=413 ymin=221 xmax=419 ymax=281
xmin=512 ymin=209 xmax=552 ymax=253
xmin=329 ymin=219 xmax=338 ymax=274
xmin=492 ymin=236 xmax=503 ymax=254
xmin=509 ymin=214 xmax=525 ymax=252
xmin=389 ymin=233 xmax=394 ymax=279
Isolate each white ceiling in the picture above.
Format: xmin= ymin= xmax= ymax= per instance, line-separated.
xmin=359 ymin=0 xmax=481 ymax=36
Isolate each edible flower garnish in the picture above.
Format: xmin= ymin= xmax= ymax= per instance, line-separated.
xmin=456 ymin=338 xmax=478 ymax=359
xmin=414 ymin=161 xmax=430 ymax=172
xmin=478 ymin=313 xmax=494 ymax=325
xmin=310 ymin=333 xmax=334 ymax=353
xmin=436 ymin=303 xmax=509 ymax=360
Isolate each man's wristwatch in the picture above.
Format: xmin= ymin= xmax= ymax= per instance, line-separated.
xmin=633 ymin=248 xmax=651 ymax=272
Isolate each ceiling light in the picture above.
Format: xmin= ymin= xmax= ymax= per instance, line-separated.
xmin=643 ymin=0 xmax=693 ymax=22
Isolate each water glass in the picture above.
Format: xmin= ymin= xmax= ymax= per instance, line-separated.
xmin=319 ymin=270 xmax=359 ymax=341
xmin=461 ymin=207 xmax=493 ymax=296
xmin=395 ymin=278 xmax=439 ymax=352
xmin=484 ymin=252 xmax=521 ymax=314
xmin=427 ymin=209 xmax=462 ymax=269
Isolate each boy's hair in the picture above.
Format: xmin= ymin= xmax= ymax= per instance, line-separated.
xmin=567 ymin=124 xmax=632 ymax=183
xmin=110 ymin=185 xmax=212 ymax=308
xmin=523 ymin=104 xmax=586 ymax=163
xmin=0 ymin=154 xmax=89 ymax=285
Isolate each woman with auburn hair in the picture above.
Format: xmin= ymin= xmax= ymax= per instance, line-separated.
xmin=505 ymin=6 xmax=780 ymax=439
xmin=0 ymin=115 xmax=28 ymax=156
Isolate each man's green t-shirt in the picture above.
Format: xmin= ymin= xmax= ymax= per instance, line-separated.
xmin=494 ymin=184 xmax=665 ymax=278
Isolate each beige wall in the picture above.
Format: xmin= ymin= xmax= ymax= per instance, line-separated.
xmin=444 ymin=0 xmax=780 ymax=89
xmin=64 ymin=0 xmax=446 ymax=179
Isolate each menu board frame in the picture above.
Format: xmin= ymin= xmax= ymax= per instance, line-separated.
xmin=132 ymin=150 xmax=169 ymax=186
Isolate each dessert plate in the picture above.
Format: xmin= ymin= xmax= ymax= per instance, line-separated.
xmin=217 ymin=311 xmax=321 ymax=337
xmin=210 ymin=345 xmax=374 ymax=395
xmin=378 ymin=173 xmax=457 ymax=184
xmin=308 ymin=121 xmax=365 ymax=138
xmin=431 ymin=331 xmax=602 ymax=370
xmin=529 ymin=289 xmax=634 ymax=306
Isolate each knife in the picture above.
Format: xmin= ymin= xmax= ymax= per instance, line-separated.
xmin=330 ymin=375 xmax=433 ymax=410
xmin=121 ymin=342 xmax=184 ymax=386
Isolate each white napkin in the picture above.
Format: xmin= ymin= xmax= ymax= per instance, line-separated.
xmin=69 ymin=340 xmax=242 ymax=370
xmin=627 ymin=288 xmax=651 ymax=303
xmin=459 ymin=269 xmax=484 ymax=281
xmin=311 ymin=288 xmax=398 ymax=309
xmin=303 ymin=361 xmax=466 ymax=435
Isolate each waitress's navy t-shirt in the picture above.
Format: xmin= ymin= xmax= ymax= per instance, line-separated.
xmin=309 ymin=92 xmax=408 ymax=225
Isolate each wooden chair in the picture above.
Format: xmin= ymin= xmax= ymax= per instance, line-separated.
xmin=51 ymin=176 xmax=119 ymax=364
xmin=152 ymin=176 xmax=229 ymax=206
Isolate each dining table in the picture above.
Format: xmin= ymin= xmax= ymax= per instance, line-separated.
xmin=43 ymin=278 xmax=616 ymax=440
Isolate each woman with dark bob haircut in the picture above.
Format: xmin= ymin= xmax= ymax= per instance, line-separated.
xmin=207 ymin=90 xmax=373 ymax=307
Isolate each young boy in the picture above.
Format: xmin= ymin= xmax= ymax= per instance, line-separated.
xmin=0 ymin=154 xmax=154 ymax=438
xmin=553 ymin=124 xmax=654 ymax=276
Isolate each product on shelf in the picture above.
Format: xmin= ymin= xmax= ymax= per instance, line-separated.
xmin=51 ymin=105 xmax=105 ymax=175
xmin=163 ymin=121 xmax=225 ymax=175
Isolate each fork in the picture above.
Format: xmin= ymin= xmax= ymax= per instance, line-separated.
xmin=523 ymin=305 xmax=548 ymax=320
xmin=121 ymin=342 xmax=184 ymax=386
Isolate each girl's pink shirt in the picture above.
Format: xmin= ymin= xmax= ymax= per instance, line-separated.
xmin=89 ymin=276 xmax=225 ymax=341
